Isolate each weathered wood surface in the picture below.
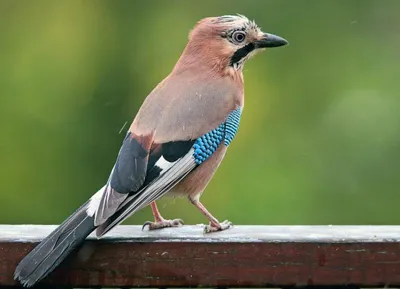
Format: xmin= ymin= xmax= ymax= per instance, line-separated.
xmin=1 ymin=225 xmax=399 ymax=288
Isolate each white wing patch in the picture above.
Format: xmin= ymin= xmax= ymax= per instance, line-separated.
xmin=155 ymin=156 xmax=177 ymax=170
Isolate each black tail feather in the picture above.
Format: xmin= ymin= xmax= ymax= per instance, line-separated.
xmin=14 ymin=200 xmax=97 ymax=287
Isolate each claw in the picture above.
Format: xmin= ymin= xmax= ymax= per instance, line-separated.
xmin=172 ymin=218 xmax=184 ymax=226
xmin=142 ymin=218 xmax=184 ymax=231
xmin=204 ymin=220 xmax=232 ymax=233
xmin=142 ymin=221 xmax=153 ymax=231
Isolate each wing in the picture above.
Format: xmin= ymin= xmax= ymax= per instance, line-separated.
xmin=95 ymin=139 xmax=196 ymax=236
xmin=88 ymin=131 xmax=153 ymax=226
xmin=95 ymin=108 xmax=243 ymax=237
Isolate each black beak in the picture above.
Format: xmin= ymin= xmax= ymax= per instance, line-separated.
xmin=255 ymin=33 xmax=288 ymax=48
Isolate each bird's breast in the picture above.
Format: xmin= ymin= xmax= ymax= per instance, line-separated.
xmin=132 ymin=72 xmax=244 ymax=143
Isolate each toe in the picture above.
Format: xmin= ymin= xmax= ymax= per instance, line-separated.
xmin=204 ymin=220 xmax=232 ymax=233
xmin=221 ymin=220 xmax=232 ymax=228
xmin=142 ymin=219 xmax=184 ymax=231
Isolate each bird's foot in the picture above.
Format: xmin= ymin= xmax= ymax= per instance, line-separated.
xmin=142 ymin=218 xmax=184 ymax=230
xmin=204 ymin=220 xmax=232 ymax=233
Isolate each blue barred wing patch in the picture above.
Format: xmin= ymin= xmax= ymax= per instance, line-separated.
xmin=193 ymin=107 xmax=242 ymax=165
xmin=224 ymin=108 xmax=242 ymax=146
xmin=193 ymin=124 xmax=224 ymax=165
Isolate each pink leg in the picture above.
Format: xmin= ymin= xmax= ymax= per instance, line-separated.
xmin=190 ymin=199 xmax=232 ymax=233
xmin=142 ymin=201 xmax=184 ymax=230
xmin=150 ymin=202 xmax=164 ymax=223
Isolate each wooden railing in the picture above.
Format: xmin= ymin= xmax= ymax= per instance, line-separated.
xmin=0 ymin=225 xmax=399 ymax=288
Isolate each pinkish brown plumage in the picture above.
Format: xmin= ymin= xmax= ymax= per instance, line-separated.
xmin=14 ymin=14 xmax=288 ymax=288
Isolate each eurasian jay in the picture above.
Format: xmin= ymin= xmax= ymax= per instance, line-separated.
xmin=14 ymin=14 xmax=287 ymax=287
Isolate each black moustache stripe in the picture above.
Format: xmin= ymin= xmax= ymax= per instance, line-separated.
xmin=230 ymin=42 xmax=255 ymax=66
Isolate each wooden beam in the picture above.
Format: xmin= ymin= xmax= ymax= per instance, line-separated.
xmin=1 ymin=225 xmax=399 ymax=288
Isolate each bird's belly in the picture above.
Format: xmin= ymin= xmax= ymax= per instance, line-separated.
xmin=168 ymin=144 xmax=228 ymax=201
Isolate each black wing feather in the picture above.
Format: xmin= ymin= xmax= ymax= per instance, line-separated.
xmin=110 ymin=132 xmax=149 ymax=194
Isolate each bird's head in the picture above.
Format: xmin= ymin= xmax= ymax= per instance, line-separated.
xmin=175 ymin=15 xmax=288 ymax=75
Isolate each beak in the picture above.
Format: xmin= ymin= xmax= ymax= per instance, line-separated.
xmin=255 ymin=33 xmax=288 ymax=48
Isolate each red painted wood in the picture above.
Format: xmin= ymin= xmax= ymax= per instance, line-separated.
xmin=1 ymin=225 xmax=399 ymax=287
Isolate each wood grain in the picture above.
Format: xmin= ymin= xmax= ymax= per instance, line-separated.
xmin=1 ymin=225 xmax=399 ymax=288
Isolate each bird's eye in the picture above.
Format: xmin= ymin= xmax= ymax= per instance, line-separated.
xmin=232 ymin=31 xmax=246 ymax=44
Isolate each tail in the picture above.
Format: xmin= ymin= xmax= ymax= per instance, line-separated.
xmin=14 ymin=200 xmax=97 ymax=287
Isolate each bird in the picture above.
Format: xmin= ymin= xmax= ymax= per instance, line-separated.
xmin=14 ymin=14 xmax=288 ymax=287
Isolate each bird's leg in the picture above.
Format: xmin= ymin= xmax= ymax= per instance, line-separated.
xmin=142 ymin=202 xmax=184 ymax=230
xmin=190 ymin=198 xmax=232 ymax=233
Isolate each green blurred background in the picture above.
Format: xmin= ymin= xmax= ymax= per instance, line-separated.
xmin=1 ymin=0 xmax=399 ymax=226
